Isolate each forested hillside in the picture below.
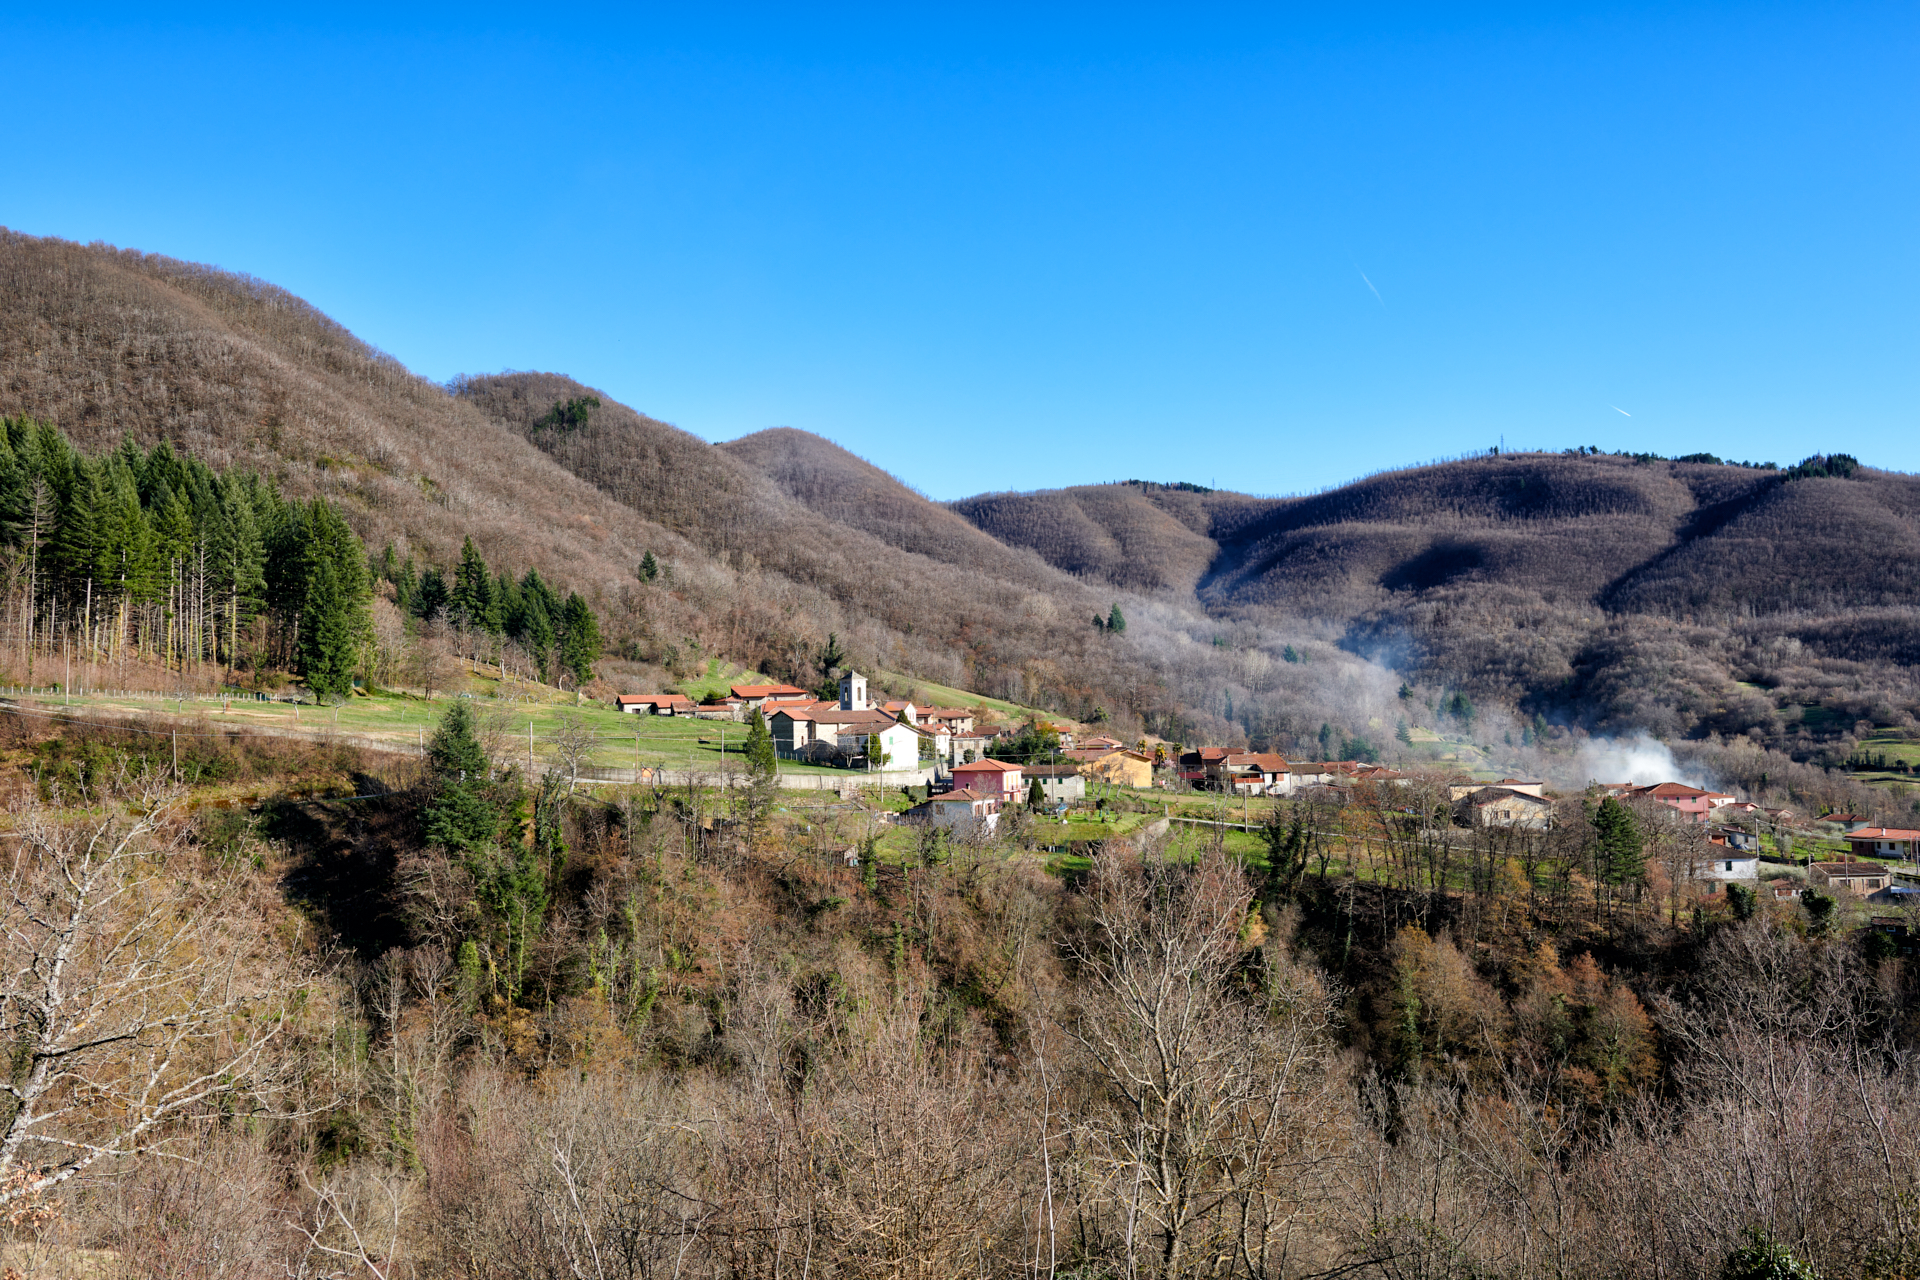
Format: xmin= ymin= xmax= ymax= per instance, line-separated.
xmin=957 ymin=453 xmax=1920 ymax=762
xmin=4 ymin=226 xmax=1918 ymax=786
xmin=0 ymin=231 xmax=685 ymax=602
xmin=0 ymin=232 xmax=1146 ymax=720
xmin=450 ymin=371 xmax=1151 ymax=715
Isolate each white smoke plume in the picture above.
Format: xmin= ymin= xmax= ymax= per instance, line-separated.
xmin=1570 ymin=734 xmax=1705 ymax=789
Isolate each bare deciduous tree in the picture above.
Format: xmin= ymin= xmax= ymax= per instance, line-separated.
xmin=0 ymin=781 xmax=313 ymax=1205
xmin=549 ymin=714 xmax=598 ymax=794
xmin=1066 ymin=843 xmax=1344 ymax=1278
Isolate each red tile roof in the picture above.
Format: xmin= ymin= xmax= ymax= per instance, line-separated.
xmin=730 ymin=683 xmax=809 ymax=699
xmin=1630 ymin=783 xmax=1737 ymax=801
xmin=953 ymin=758 xmax=1023 ymax=773
xmin=930 ymin=788 xmax=995 ymax=803
xmin=1848 ymin=828 xmax=1920 ymax=841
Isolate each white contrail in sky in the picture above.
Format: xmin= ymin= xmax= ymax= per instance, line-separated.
xmin=1612 ymin=406 xmax=1632 ymax=416
xmin=1359 ymin=272 xmax=1384 ymax=306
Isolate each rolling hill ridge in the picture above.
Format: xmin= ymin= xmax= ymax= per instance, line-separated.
xmin=3 ymin=227 xmax=1916 ymax=769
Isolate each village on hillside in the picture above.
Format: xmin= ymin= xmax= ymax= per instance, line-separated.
xmin=613 ymin=668 xmax=1920 ymax=923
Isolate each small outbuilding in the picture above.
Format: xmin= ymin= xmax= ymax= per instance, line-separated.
xmin=616 ymin=694 xmax=694 ymax=716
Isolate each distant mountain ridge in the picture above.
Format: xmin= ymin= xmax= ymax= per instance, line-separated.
xmin=2 ymin=227 xmax=1914 ymax=766
xmin=955 ymin=453 xmax=1920 ymax=620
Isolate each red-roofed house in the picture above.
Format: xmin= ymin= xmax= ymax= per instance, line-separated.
xmin=951 ymin=757 xmax=1025 ymax=798
xmin=1178 ymin=747 xmax=1234 ymax=785
xmin=922 ymin=707 xmax=978 ymax=735
xmin=1846 ymin=828 xmax=1920 ymax=860
xmin=1224 ymin=752 xmax=1291 ymax=795
xmin=1625 ymin=782 xmax=1738 ymax=824
xmin=729 ymin=683 xmax=810 ymax=710
xmin=615 ymin=694 xmax=694 ymax=716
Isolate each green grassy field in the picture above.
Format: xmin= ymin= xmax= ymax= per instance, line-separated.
xmin=1842 ymin=731 xmax=1920 ymax=792
xmin=11 ymin=685 xmax=872 ymax=778
xmin=671 ymin=659 xmax=778 ymax=703
xmin=1400 ymin=724 xmax=1497 ymax=768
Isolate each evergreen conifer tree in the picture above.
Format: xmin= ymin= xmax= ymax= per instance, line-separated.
xmin=52 ymin=460 xmax=106 ymax=593
xmin=559 ymin=592 xmax=601 ymax=685
xmin=423 ymin=702 xmax=498 ymax=854
xmin=1107 ymin=603 xmax=1127 ymax=634
xmin=1592 ymin=796 xmax=1645 ymax=886
xmin=451 ymin=536 xmax=499 ymax=634
xmin=297 ymin=499 xmax=372 ymax=698
xmin=819 ymin=632 xmax=846 ymax=674
xmin=0 ymin=429 xmax=24 ymax=539
xmin=638 ymin=550 xmax=659 ymax=581
xmin=413 ymin=567 xmax=449 ymax=622
xmin=150 ymin=484 xmax=194 ymax=569
xmin=99 ymin=461 xmax=161 ymax=615
xmin=527 ymin=607 xmax=555 ymax=683
xmin=395 ymin=558 xmax=417 ymax=614
xmin=492 ymin=569 xmax=520 ymax=627
xmin=744 ymin=708 xmax=777 ymax=780
xmin=207 ymin=475 xmax=265 ymax=668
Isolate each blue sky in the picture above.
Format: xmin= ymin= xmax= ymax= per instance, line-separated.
xmin=3 ymin=4 xmax=1914 ymax=499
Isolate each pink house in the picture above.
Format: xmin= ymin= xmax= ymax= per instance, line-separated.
xmin=1625 ymin=782 xmax=1738 ymax=825
xmin=950 ymin=757 xmax=1024 ymax=798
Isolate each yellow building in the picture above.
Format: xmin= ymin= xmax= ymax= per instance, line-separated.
xmin=1064 ymin=747 xmax=1155 ymax=790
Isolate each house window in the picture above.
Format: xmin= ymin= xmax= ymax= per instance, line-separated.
xmin=1870 ymin=880 xmax=1883 ymax=889
xmin=1724 ymin=861 xmax=1734 ymax=872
